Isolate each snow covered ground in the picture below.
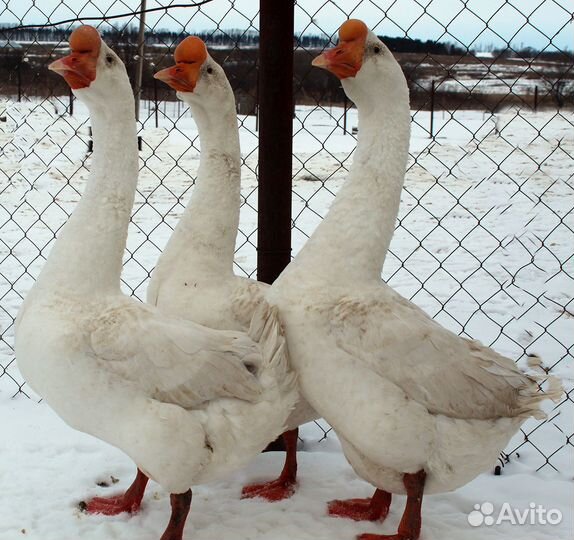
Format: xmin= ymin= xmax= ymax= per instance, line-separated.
xmin=0 ymin=98 xmax=572 ymax=539
xmin=0 ymin=397 xmax=571 ymax=540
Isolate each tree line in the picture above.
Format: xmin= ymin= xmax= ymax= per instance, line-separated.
xmin=1 ymin=23 xmax=571 ymax=111
xmin=2 ymin=23 xmax=570 ymax=61
xmin=0 ymin=23 xmax=469 ymax=55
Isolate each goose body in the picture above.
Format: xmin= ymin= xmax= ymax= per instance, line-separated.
xmin=17 ymin=292 xmax=293 ymax=491
xmin=270 ymin=280 xmax=548 ymax=495
xmin=267 ymin=20 xmax=561 ymax=538
xmin=15 ymin=28 xmax=296 ymax=539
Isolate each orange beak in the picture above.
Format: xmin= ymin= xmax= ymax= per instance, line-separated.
xmin=154 ymin=36 xmax=208 ymax=93
xmin=312 ymin=19 xmax=368 ymax=79
xmin=154 ymin=63 xmax=201 ymax=93
xmin=49 ymin=53 xmax=98 ymax=89
xmin=49 ymin=25 xmax=101 ymax=89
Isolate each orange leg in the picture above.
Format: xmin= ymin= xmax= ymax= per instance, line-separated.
xmin=328 ymin=488 xmax=392 ymax=521
xmin=160 ymin=490 xmax=192 ymax=540
xmin=81 ymin=468 xmax=148 ymax=515
xmin=241 ymin=428 xmax=298 ymax=501
xmin=357 ymin=470 xmax=426 ymax=540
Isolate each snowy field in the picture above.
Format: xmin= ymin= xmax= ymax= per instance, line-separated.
xmin=0 ymin=98 xmax=572 ymax=539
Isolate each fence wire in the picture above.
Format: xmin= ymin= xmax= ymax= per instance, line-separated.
xmin=0 ymin=0 xmax=572 ymax=477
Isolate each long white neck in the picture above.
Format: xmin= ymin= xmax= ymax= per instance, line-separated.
xmin=284 ymin=68 xmax=410 ymax=285
xmin=35 ymin=94 xmax=138 ymax=295
xmin=159 ymin=97 xmax=240 ymax=277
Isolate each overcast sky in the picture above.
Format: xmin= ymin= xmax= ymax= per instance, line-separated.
xmin=2 ymin=0 xmax=573 ymax=50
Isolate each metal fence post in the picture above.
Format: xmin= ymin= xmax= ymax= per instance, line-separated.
xmin=134 ymin=0 xmax=146 ymax=122
xmin=343 ymin=94 xmax=348 ymax=134
xmin=17 ymin=60 xmax=22 ymax=102
xmin=429 ymin=79 xmax=435 ymax=139
xmin=153 ymin=75 xmax=158 ymax=128
xmin=257 ymin=0 xmax=294 ymax=285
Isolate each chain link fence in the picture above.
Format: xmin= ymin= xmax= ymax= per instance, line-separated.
xmin=1 ymin=1 xmax=572 ymax=477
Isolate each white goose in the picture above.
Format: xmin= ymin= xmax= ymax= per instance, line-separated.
xmin=150 ymin=37 xmax=317 ymax=501
xmin=15 ymin=26 xmax=296 ymax=540
xmin=266 ymin=19 xmax=562 ymax=540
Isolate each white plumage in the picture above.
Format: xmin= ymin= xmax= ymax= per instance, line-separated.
xmin=150 ymin=37 xmax=317 ymax=500
xmin=267 ymin=19 xmax=562 ymax=537
xmin=15 ymin=28 xmax=297 ymax=537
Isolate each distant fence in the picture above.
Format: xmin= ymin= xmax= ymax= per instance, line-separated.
xmin=0 ymin=1 xmax=572 ymax=477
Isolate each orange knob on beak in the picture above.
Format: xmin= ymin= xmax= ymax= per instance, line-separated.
xmin=49 ymin=25 xmax=101 ymax=89
xmin=312 ymin=19 xmax=368 ymax=79
xmin=154 ymin=36 xmax=208 ymax=93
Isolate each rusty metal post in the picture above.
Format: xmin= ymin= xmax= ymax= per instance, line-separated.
xmin=257 ymin=0 xmax=294 ymax=284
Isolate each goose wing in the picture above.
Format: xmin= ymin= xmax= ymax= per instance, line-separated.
xmin=330 ymin=286 xmax=541 ymax=420
xmin=89 ymin=301 xmax=263 ymax=408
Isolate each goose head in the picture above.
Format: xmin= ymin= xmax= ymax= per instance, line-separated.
xmin=313 ymin=19 xmax=408 ymax=110
xmin=154 ymin=36 xmax=234 ymax=114
xmin=49 ymin=25 xmax=133 ymax=110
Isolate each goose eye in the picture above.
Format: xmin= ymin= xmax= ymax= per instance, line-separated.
xmin=105 ymin=54 xmax=114 ymax=64
xmin=206 ymin=66 xmax=213 ymax=74
xmin=373 ymin=46 xmax=381 ymax=54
